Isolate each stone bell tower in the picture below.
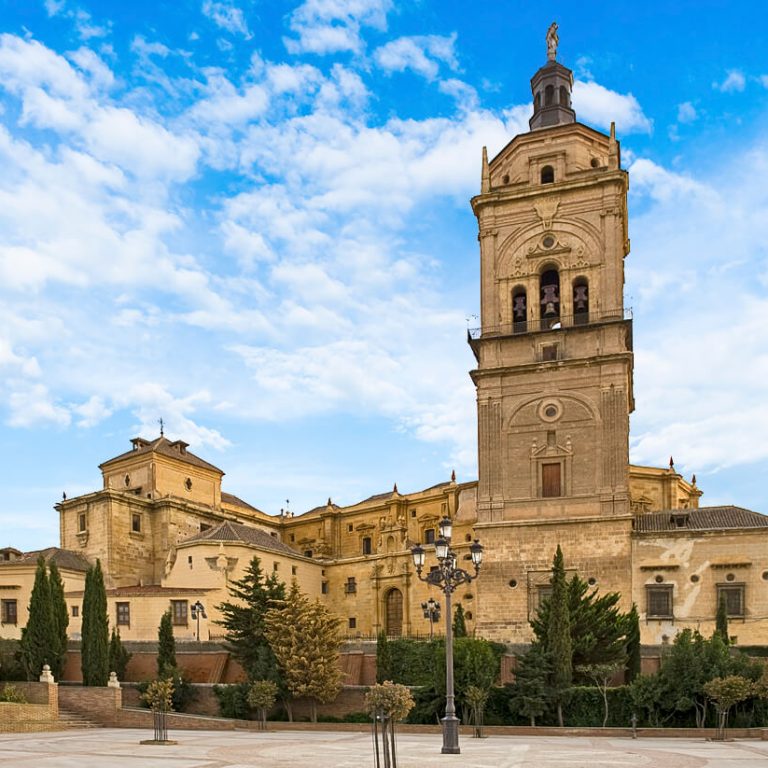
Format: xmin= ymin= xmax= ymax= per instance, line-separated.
xmin=469 ymin=27 xmax=634 ymax=638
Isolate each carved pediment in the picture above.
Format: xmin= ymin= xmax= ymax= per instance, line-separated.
xmin=530 ymin=435 xmax=573 ymax=457
xmin=355 ymin=523 xmax=376 ymax=532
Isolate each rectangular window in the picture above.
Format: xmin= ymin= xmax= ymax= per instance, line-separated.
xmin=273 ymin=562 xmax=279 ymax=572
xmin=345 ymin=577 xmax=357 ymax=594
xmin=646 ymin=585 xmax=673 ymax=618
xmin=78 ymin=513 xmax=87 ymax=533
xmin=71 ymin=605 xmax=79 ymax=618
xmin=171 ymin=600 xmax=188 ymax=626
xmin=348 ymin=617 xmax=357 ymax=629
xmin=424 ymin=528 xmax=435 ymax=544
xmin=542 ymin=344 xmax=559 ymax=361
xmin=362 ymin=537 xmax=372 ymax=555
xmin=321 ymin=581 xmax=329 ymax=595
xmin=537 ymin=586 xmax=553 ymax=608
xmin=717 ymin=585 xmax=745 ymax=618
xmin=116 ymin=602 xmax=130 ymax=626
xmin=347 ymin=524 xmax=354 ymax=532
xmin=188 ymin=555 xmax=193 ymax=568
xmin=1 ymin=599 xmax=17 ymax=625
xmin=292 ymin=565 xmax=297 ymax=576
xmin=542 ymin=463 xmax=562 ymax=497
xmin=131 ymin=513 xmax=141 ymax=533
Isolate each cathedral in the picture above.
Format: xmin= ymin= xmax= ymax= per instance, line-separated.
xmin=2 ymin=33 xmax=767 ymax=656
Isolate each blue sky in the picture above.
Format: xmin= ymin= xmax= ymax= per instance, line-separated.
xmin=0 ymin=1 xmax=766 ymax=551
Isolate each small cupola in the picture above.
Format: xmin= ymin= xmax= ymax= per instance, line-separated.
xmin=529 ymin=23 xmax=576 ymax=131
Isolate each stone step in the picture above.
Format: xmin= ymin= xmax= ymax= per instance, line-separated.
xmin=58 ymin=708 xmax=101 ymax=729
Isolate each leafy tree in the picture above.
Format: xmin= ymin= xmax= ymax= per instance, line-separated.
xmin=217 ymin=556 xmax=286 ymax=684
xmin=157 ymin=610 xmax=176 ymax=678
xmin=532 ymin=572 xmax=628 ymax=679
xmin=20 ymin=556 xmax=53 ymax=679
xmin=715 ymin=593 xmax=729 ymax=645
xmin=47 ymin=560 xmax=69 ymax=681
xmin=577 ymin=663 xmax=621 ymax=727
xmin=508 ymin=644 xmax=553 ymax=726
xmin=624 ymin=604 xmax=641 ymax=683
xmin=108 ymin=627 xmax=131 ymax=680
xmin=452 ymin=604 xmax=467 ymax=638
xmin=704 ymin=675 xmax=754 ymax=739
xmin=263 ymin=580 xmax=343 ymax=722
xmin=81 ymin=559 xmax=109 ymax=686
xmin=545 ymin=545 xmax=571 ymax=726
xmin=247 ymin=679 xmax=278 ymax=730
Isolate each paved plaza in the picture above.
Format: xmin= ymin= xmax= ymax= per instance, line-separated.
xmin=2 ymin=729 xmax=768 ymax=768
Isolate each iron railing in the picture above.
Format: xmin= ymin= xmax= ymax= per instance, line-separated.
xmin=468 ymin=307 xmax=632 ymax=340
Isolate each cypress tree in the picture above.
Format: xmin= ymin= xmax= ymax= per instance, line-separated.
xmin=157 ymin=610 xmax=177 ymax=678
xmin=715 ymin=593 xmax=729 ymax=645
xmin=81 ymin=559 xmax=109 ymax=686
xmin=546 ymin=545 xmax=572 ymax=726
xmin=20 ymin=555 xmax=53 ymax=679
xmin=625 ymin=603 xmax=641 ymax=682
xmin=453 ymin=604 xmax=468 ymax=638
xmin=109 ymin=627 xmax=131 ymax=680
xmin=48 ymin=559 xmax=69 ymax=681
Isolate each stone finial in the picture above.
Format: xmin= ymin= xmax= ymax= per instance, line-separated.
xmin=669 ymin=456 xmax=675 ymax=470
xmin=691 ymin=474 xmax=697 ymax=487
xmin=108 ymin=671 xmax=121 ymax=688
xmin=327 ymin=497 xmax=333 ymax=507
xmin=451 ymin=469 xmax=456 ymax=483
xmin=481 ymin=146 xmax=490 ymax=193
xmin=393 ymin=483 xmax=399 ymax=495
xmin=39 ymin=664 xmax=54 ymax=683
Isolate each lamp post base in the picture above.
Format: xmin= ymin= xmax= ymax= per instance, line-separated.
xmin=440 ymin=714 xmax=461 ymax=754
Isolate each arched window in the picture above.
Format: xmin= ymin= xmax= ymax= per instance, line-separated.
xmin=544 ymin=84 xmax=554 ymax=106
xmin=559 ymin=86 xmax=569 ymax=107
xmin=512 ymin=288 xmax=527 ymax=333
xmin=573 ymin=278 xmax=589 ymax=325
xmin=534 ymin=91 xmax=541 ymax=112
xmin=540 ymin=268 xmax=561 ymax=328
xmin=385 ymin=589 xmax=403 ymax=637
xmin=541 ymin=165 xmax=554 ymax=184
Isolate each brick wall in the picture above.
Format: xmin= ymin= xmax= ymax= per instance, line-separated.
xmin=58 ymin=685 xmax=121 ymax=726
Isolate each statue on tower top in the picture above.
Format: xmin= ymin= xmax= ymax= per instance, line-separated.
xmin=546 ymin=22 xmax=559 ymax=62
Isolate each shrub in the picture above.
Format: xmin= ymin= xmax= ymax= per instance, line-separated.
xmin=213 ymin=683 xmax=251 ymax=720
xmin=0 ymin=684 xmax=27 ymax=703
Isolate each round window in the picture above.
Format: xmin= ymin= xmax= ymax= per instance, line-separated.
xmin=508 ymin=579 xmax=518 ymax=589
xmin=690 ymin=574 xmax=700 ymax=583
xmin=726 ymin=573 xmax=735 ymax=582
xmin=654 ymin=574 xmax=664 ymax=584
xmin=542 ymin=235 xmax=555 ymax=249
xmin=539 ymin=399 xmax=563 ymax=423
xmin=587 ymin=577 xmax=597 ymax=586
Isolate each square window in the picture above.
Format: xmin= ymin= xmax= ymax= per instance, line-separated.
xmin=116 ymin=602 xmax=130 ymax=626
xmin=542 ymin=344 xmax=558 ymax=361
xmin=131 ymin=513 xmax=141 ymax=533
xmin=171 ymin=600 xmax=188 ymax=626
xmin=717 ymin=585 xmax=745 ymax=618
xmin=1 ymin=599 xmax=17 ymax=625
xmin=646 ymin=585 xmax=673 ymax=618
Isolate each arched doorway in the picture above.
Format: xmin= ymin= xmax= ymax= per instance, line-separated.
xmin=385 ymin=588 xmax=403 ymax=637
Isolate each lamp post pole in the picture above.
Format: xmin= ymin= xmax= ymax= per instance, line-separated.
xmin=190 ymin=600 xmax=207 ymax=642
xmin=421 ymin=598 xmax=440 ymax=640
xmin=411 ymin=518 xmax=483 ymax=755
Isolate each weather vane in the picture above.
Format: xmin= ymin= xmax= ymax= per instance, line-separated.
xmin=159 ymin=417 xmax=164 ymax=436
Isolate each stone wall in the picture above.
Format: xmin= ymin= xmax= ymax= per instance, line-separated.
xmin=58 ymin=684 xmax=121 ymax=726
xmin=0 ymin=681 xmax=59 ymax=732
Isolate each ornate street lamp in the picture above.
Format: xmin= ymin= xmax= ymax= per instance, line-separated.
xmin=411 ymin=519 xmax=483 ymax=754
xmin=421 ymin=597 xmax=441 ymax=640
xmin=190 ymin=600 xmax=207 ymax=642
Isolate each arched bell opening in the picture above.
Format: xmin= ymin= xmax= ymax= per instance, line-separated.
xmin=540 ymin=268 xmax=561 ymax=329
xmin=544 ymin=84 xmax=554 ymax=106
xmin=512 ymin=287 xmax=528 ymax=333
xmin=573 ymin=277 xmax=589 ymax=325
xmin=541 ymin=165 xmax=555 ymax=184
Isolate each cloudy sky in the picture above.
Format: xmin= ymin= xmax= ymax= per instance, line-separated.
xmin=0 ymin=1 xmax=766 ymax=551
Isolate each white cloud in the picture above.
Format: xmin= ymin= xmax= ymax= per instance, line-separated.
xmin=74 ymin=395 xmax=112 ymax=427
xmin=201 ymin=1 xmax=252 ymax=39
xmin=677 ymin=101 xmax=697 ymax=123
xmin=7 ymin=383 xmax=70 ymax=427
xmin=714 ymin=69 xmax=746 ymax=93
xmin=284 ymin=0 xmax=392 ymax=55
xmin=573 ymin=79 xmax=652 ymax=134
xmin=373 ymin=33 xmax=458 ymax=80
xmin=628 ymin=158 xmax=717 ymax=204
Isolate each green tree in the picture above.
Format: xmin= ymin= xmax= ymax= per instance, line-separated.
xmin=81 ymin=559 xmax=109 ymax=686
xmin=376 ymin=630 xmax=393 ymax=683
xmin=217 ymin=556 xmax=286 ymax=683
xmin=108 ymin=627 xmax=131 ymax=680
xmin=452 ymin=604 xmax=468 ymax=638
xmin=263 ymin=580 xmax=343 ymax=722
xmin=576 ymin=663 xmax=621 ymax=727
xmin=624 ymin=604 xmax=641 ymax=683
xmin=532 ymin=572 xmax=628 ymax=679
xmin=247 ymin=679 xmax=278 ymax=730
xmin=157 ymin=610 xmax=176 ymax=678
xmin=48 ymin=560 xmax=69 ymax=681
xmin=704 ymin=675 xmax=754 ymax=739
xmin=715 ymin=593 xmax=729 ymax=646
xmin=546 ymin=545 xmax=571 ymax=726
xmin=508 ymin=644 xmax=553 ymax=726
xmin=20 ymin=556 xmax=53 ymax=679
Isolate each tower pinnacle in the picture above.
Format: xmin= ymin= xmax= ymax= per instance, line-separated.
xmin=529 ymin=23 xmax=576 ymax=131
